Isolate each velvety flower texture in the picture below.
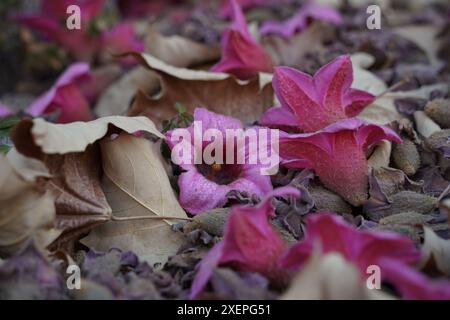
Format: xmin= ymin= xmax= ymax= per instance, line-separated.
xmin=19 ymin=0 xmax=143 ymax=62
xmin=190 ymin=186 xmax=301 ymax=299
xmin=165 ymin=108 xmax=273 ymax=215
xmin=26 ymin=63 xmax=93 ymax=123
xmin=279 ymin=118 xmax=401 ymax=206
xmin=260 ymin=3 xmax=343 ymax=38
xmin=211 ymin=0 xmax=274 ymax=79
xmin=281 ymin=213 xmax=450 ymax=300
xmin=260 ymin=55 xmax=375 ymax=133
xmin=0 ymin=104 xmax=12 ymax=117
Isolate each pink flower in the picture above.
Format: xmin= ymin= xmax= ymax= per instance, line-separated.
xmin=260 ymin=3 xmax=343 ymax=38
xmin=166 ymin=108 xmax=274 ymax=214
xmin=26 ymin=63 xmax=93 ymax=123
xmin=279 ymin=118 xmax=401 ymax=205
xmin=211 ymin=0 xmax=274 ymax=79
xmin=0 ymin=104 xmax=12 ymax=117
xmin=19 ymin=0 xmax=143 ymax=62
xmin=190 ymin=186 xmax=301 ymax=299
xmin=281 ymin=213 xmax=450 ymax=300
xmin=260 ymin=55 xmax=375 ymax=133
xmin=220 ymin=0 xmax=270 ymax=18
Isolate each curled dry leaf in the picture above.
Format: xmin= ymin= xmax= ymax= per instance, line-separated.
xmin=11 ymin=116 xmax=163 ymax=157
xmin=126 ymin=53 xmax=274 ymax=128
xmin=145 ymin=27 xmax=221 ymax=68
xmin=81 ymin=134 xmax=188 ymax=265
xmin=420 ymin=227 xmax=450 ymax=276
xmin=414 ymin=111 xmax=441 ymax=138
xmin=281 ymin=251 xmax=393 ymax=300
xmin=0 ymin=154 xmax=60 ymax=256
xmin=10 ymin=116 xmax=164 ymax=250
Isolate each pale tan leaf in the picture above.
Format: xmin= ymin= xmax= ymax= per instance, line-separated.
xmin=281 ymin=251 xmax=394 ymax=300
xmin=81 ymin=134 xmax=187 ymax=265
xmin=11 ymin=116 xmax=163 ymax=157
xmin=6 ymin=148 xmax=51 ymax=182
xmin=145 ymin=27 xmax=220 ymax=68
xmin=414 ymin=111 xmax=441 ymax=138
xmin=420 ymin=227 xmax=450 ymax=276
xmin=0 ymin=154 xmax=60 ymax=256
xmin=127 ymin=53 xmax=274 ymax=127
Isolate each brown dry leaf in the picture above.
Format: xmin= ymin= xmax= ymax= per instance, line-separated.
xmin=145 ymin=27 xmax=220 ymax=68
xmin=419 ymin=227 xmax=450 ymax=276
xmin=10 ymin=116 xmax=164 ymax=250
xmin=261 ymin=22 xmax=326 ymax=67
xmin=0 ymin=154 xmax=60 ymax=256
xmin=126 ymin=53 xmax=274 ymax=128
xmin=11 ymin=116 xmax=163 ymax=157
xmin=281 ymin=251 xmax=394 ymax=300
xmin=81 ymin=133 xmax=188 ymax=265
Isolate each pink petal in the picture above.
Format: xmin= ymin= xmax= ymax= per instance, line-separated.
xmin=178 ymin=170 xmax=232 ymax=215
xmin=259 ymin=105 xmax=300 ymax=131
xmin=279 ymin=119 xmax=401 ymax=205
xmin=101 ymin=22 xmax=144 ymax=57
xmin=42 ymin=0 xmax=104 ymax=20
xmin=262 ymin=56 xmax=375 ymax=132
xmin=26 ymin=63 xmax=93 ymax=123
xmin=381 ymin=259 xmax=450 ymax=300
xmin=18 ymin=16 xmax=61 ymax=42
xmin=260 ymin=3 xmax=343 ymax=38
xmin=212 ymin=0 xmax=273 ymax=79
xmin=190 ymin=186 xmax=300 ymax=299
xmin=0 ymin=104 xmax=12 ymax=117
xmin=281 ymin=213 xmax=421 ymax=275
xmin=220 ymin=0 xmax=268 ymax=18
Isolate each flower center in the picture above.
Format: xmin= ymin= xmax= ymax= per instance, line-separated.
xmin=196 ymin=162 xmax=242 ymax=185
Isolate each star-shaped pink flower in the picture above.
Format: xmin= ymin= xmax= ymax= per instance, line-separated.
xmin=279 ymin=118 xmax=401 ymax=206
xmin=211 ymin=0 xmax=274 ymax=79
xmin=190 ymin=186 xmax=300 ymax=299
xmin=260 ymin=55 xmax=375 ymax=133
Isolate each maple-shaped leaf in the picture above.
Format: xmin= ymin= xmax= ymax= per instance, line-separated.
xmin=261 ymin=55 xmax=375 ymax=132
xmin=279 ymin=118 xmax=401 ymax=206
xmin=260 ymin=3 xmax=343 ymax=38
xmin=211 ymin=0 xmax=274 ymax=79
xmin=190 ymin=186 xmax=300 ymax=299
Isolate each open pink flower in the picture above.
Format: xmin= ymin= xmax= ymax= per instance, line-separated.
xmin=281 ymin=213 xmax=450 ymax=300
xmin=26 ymin=63 xmax=93 ymax=123
xmin=190 ymin=186 xmax=301 ymax=299
xmin=211 ymin=0 xmax=274 ymax=79
xmin=260 ymin=3 xmax=343 ymax=38
xmin=19 ymin=0 xmax=143 ymax=62
xmin=260 ymin=55 xmax=375 ymax=133
xmin=166 ymin=108 xmax=274 ymax=214
xmin=279 ymin=118 xmax=401 ymax=205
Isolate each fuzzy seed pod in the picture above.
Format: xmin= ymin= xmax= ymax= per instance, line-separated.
xmin=184 ymin=208 xmax=229 ymax=236
xmin=309 ymin=186 xmax=353 ymax=214
xmin=367 ymin=191 xmax=437 ymax=221
xmin=425 ymin=99 xmax=450 ymax=129
xmin=425 ymin=129 xmax=450 ymax=155
xmin=391 ymin=138 xmax=421 ymax=176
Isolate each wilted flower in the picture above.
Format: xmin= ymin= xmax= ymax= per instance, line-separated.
xmin=26 ymin=62 xmax=93 ymax=123
xmin=19 ymin=0 xmax=143 ymax=62
xmin=281 ymin=213 xmax=450 ymax=300
xmin=190 ymin=186 xmax=300 ymax=299
xmin=278 ymin=118 xmax=401 ymax=206
xmin=260 ymin=55 xmax=375 ymax=133
xmin=211 ymin=0 xmax=274 ymax=79
xmin=260 ymin=3 xmax=343 ymax=38
xmin=166 ymin=108 xmax=274 ymax=214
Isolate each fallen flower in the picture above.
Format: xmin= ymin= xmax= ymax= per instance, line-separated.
xmin=220 ymin=0 xmax=269 ymax=18
xmin=0 ymin=104 xmax=12 ymax=117
xmin=261 ymin=55 xmax=375 ymax=133
xmin=211 ymin=0 xmax=274 ymax=79
xmin=260 ymin=3 xmax=343 ymax=38
xmin=278 ymin=118 xmax=401 ymax=205
xmin=190 ymin=186 xmax=301 ymax=299
xmin=19 ymin=0 xmax=143 ymax=62
xmin=166 ymin=108 xmax=274 ymax=214
xmin=26 ymin=62 xmax=94 ymax=123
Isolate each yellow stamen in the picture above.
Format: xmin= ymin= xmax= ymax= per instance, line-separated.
xmin=211 ymin=163 xmax=222 ymax=172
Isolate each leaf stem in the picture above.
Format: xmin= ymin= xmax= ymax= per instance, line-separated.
xmin=111 ymin=214 xmax=193 ymax=222
xmin=377 ymin=78 xmax=411 ymax=98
